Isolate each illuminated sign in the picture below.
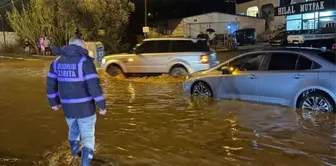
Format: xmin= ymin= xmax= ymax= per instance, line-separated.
xmin=275 ymin=0 xmax=335 ymax=16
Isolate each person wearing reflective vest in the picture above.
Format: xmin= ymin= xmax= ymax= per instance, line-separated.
xmin=46 ymin=37 xmax=107 ymax=166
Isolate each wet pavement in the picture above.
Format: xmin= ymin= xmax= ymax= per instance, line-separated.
xmin=0 ymin=58 xmax=336 ymax=166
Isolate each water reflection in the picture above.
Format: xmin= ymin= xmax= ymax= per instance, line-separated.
xmin=0 ymin=59 xmax=335 ymax=166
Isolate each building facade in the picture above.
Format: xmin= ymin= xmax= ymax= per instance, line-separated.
xmin=275 ymin=0 xmax=336 ymax=45
xmin=150 ymin=12 xmax=265 ymax=38
xmin=236 ymin=0 xmax=286 ymax=31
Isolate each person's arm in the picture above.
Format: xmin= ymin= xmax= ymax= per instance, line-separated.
xmin=46 ymin=62 xmax=60 ymax=107
xmin=82 ymin=58 xmax=106 ymax=111
xmin=50 ymin=46 xmax=62 ymax=55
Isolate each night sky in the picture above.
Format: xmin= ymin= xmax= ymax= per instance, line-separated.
xmin=0 ymin=0 xmax=237 ymax=40
xmin=128 ymin=0 xmax=236 ymax=34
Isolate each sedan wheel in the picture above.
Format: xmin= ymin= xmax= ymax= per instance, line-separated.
xmin=192 ymin=82 xmax=213 ymax=97
xmin=299 ymin=94 xmax=334 ymax=113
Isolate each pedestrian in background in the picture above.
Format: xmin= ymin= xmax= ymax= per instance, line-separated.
xmin=46 ymin=37 xmax=107 ymax=166
xmin=24 ymin=39 xmax=30 ymax=56
xmin=39 ymin=37 xmax=45 ymax=55
xmin=44 ymin=37 xmax=51 ymax=55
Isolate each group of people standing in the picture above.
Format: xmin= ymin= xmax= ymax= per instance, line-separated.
xmin=39 ymin=37 xmax=51 ymax=55
xmin=197 ymin=31 xmax=217 ymax=46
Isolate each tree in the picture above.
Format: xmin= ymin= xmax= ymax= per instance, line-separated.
xmin=7 ymin=0 xmax=134 ymax=54
xmin=57 ymin=0 xmax=135 ymax=53
xmin=7 ymin=0 xmax=54 ymax=52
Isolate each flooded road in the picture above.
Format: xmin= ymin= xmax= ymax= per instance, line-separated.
xmin=0 ymin=59 xmax=335 ymax=166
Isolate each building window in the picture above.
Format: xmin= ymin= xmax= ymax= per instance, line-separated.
xmin=287 ymin=20 xmax=302 ymax=31
xmin=247 ymin=6 xmax=259 ymax=17
xmin=302 ymin=12 xmax=318 ymax=30
xmin=320 ymin=11 xmax=336 ymax=17
xmin=286 ymin=14 xmax=302 ymax=31
xmin=319 ymin=17 xmax=336 ymax=28
xmin=286 ymin=10 xmax=336 ymax=31
xmin=319 ymin=11 xmax=336 ymax=28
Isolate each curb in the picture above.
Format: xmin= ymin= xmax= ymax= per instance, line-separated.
xmin=0 ymin=55 xmax=56 ymax=61
xmin=0 ymin=56 xmax=40 ymax=61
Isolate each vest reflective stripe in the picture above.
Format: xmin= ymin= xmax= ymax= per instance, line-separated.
xmin=94 ymin=95 xmax=105 ymax=102
xmin=47 ymin=72 xmax=57 ymax=78
xmin=57 ymin=73 xmax=98 ymax=82
xmin=47 ymin=92 xmax=59 ymax=98
xmin=84 ymin=74 xmax=98 ymax=80
xmin=58 ymin=77 xmax=84 ymax=82
xmin=53 ymin=56 xmax=61 ymax=74
xmin=78 ymin=57 xmax=86 ymax=79
xmin=61 ymin=97 xmax=93 ymax=104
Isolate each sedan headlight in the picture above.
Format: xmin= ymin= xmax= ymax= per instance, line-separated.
xmin=186 ymin=74 xmax=192 ymax=80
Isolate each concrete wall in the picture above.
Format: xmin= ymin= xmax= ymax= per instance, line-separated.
xmin=151 ymin=18 xmax=184 ymax=37
xmin=0 ymin=31 xmax=20 ymax=46
xmin=237 ymin=16 xmax=266 ymax=35
xmin=183 ymin=13 xmax=238 ymax=37
xmin=236 ymin=0 xmax=279 ymax=16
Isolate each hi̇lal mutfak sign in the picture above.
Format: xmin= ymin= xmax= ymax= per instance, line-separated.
xmin=275 ymin=0 xmax=336 ymax=16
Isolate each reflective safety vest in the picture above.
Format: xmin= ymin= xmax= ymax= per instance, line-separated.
xmin=46 ymin=45 xmax=106 ymax=118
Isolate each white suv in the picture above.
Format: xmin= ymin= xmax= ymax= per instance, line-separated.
xmin=100 ymin=38 xmax=218 ymax=77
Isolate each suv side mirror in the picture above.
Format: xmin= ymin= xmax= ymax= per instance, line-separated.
xmin=133 ymin=47 xmax=141 ymax=54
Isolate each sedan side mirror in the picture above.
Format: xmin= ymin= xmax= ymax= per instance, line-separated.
xmin=221 ymin=66 xmax=234 ymax=75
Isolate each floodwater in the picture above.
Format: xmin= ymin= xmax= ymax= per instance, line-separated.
xmin=0 ymin=59 xmax=335 ymax=166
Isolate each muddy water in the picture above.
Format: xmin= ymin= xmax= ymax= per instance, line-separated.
xmin=0 ymin=59 xmax=335 ymax=166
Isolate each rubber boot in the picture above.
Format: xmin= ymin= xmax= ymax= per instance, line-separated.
xmin=81 ymin=147 xmax=94 ymax=166
xmin=69 ymin=141 xmax=81 ymax=157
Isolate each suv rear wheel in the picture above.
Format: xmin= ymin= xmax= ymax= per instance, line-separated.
xmin=107 ymin=65 xmax=125 ymax=77
xmin=170 ymin=67 xmax=188 ymax=77
xmin=298 ymin=93 xmax=335 ymax=113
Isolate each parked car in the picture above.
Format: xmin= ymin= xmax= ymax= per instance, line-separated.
xmin=269 ymin=31 xmax=287 ymax=46
xmin=233 ymin=28 xmax=256 ymax=46
xmin=183 ymin=47 xmax=336 ymax=112
xmin=101 ymin=38 xmax=218 ymax=77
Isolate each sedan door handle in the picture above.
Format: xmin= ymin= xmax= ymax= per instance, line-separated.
xmin=292 ymin=74 xmax=304 ymax=79
xmin=247 ymin=74 xmax=256 ymax=79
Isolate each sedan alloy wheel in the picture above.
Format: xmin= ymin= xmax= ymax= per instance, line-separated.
xmin=192 ymin=82 xmax=213 ymax=97
xmin=299 ymin=94 xmax=334 ymax=113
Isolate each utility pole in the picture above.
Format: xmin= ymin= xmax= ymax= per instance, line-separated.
xmin=144 ymin=0 xmax=147 ymax=26
xmin=0 ymin=15 xmax=6 ymax=49
xmin=143 ymin=0 xmax=148 ymax=38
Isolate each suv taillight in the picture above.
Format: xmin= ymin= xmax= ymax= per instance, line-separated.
xmin=200 ymin=55 xmax=209 ymax=64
